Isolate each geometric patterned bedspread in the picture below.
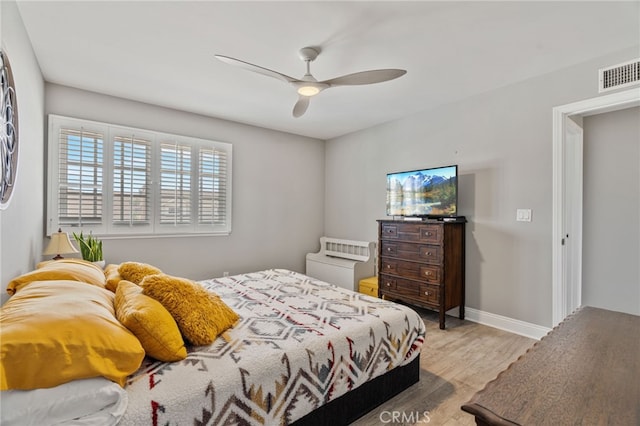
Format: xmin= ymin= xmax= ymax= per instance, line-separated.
xmin=121 ymin=269 xmax=425 ymax=425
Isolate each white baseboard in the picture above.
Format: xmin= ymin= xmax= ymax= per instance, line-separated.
xmin=462 ymin=307 xmax=551 ymax=340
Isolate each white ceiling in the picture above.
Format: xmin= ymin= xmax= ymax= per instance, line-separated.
xmin=16 ymin=1 xmax=640 ymax=140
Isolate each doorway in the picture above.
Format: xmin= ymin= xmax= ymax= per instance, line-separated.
xmin=552 ymin=88 xmax=640 ymax=326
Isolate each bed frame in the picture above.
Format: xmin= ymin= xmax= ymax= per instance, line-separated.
xmin=294 ymin=356 xmax=420 ymax=425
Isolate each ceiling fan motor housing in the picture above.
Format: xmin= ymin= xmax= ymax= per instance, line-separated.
xmin=299 ymin=47 xmax=320 ymax=62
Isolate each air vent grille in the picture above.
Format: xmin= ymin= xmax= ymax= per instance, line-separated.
xmin=599 ymin=59 xmax=640 ymax=93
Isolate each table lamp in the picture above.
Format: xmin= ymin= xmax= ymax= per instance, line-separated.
xmin=43 ymin=228 xmax=79 ymax=260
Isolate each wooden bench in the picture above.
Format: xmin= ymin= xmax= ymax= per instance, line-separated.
xmin=461 ymin=306 xmax=639 ymax=425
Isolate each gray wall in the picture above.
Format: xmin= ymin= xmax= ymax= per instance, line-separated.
xmin=324 ymin=45 xmax=640 ymax=328
xmin=582 ymin=107 xmax=639 ymax=315
xmin=0 ymin=1 xmax=46 ymax=305
xmin=43 ymin=84 xmax=325 ymax=285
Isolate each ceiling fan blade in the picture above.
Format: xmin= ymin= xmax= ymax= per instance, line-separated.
xmin=214 ymin=54 xmax=298 ymax=84
xmin=292 ymin=96 xmax=310 ymax=118
xmin=322 ymin=69 xmax=406 ymax=86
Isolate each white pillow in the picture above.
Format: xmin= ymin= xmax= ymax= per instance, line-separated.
xmin=0 ymin=377 xmax=128 ymax=426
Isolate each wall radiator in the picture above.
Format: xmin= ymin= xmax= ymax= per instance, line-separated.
xmin=305 ymin=237 xmax=376 ymax=292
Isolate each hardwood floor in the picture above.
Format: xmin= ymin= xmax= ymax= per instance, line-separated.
xmin=352 ymin=307 xmax=536 ymax=426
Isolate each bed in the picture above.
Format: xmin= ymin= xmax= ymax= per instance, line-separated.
xmin=1 ymin=262 xmax=425 ymax=425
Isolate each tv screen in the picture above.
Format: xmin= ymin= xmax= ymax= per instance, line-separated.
xmin=386 ymin=165 xmax=458 ymax=217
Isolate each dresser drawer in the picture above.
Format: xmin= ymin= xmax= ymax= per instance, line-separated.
xmin=380 ymin=259 xmax=399 ymax=275
xmin=418 ymin=225 xmax=441 ymax=243
xmin=381 ymin=223 xmax=399 ymax=238
xmin=379 ymin=275 xmax=419 ymax=299
xmin=419 ymin=284 xmax=440 ymax=304
xmin=380 ymin=275 xmax=440 ymax=305
xmin=420 ymin=265 xmax=441 ymax=283
xmin=380 ymin=241 xmax=442 ymax=264
xmin=379 ymin=275 xmax=397 ymax=292
xmin=380 ymin=222 xmax=442 ymax=244
xmin=380 ymin=259 xmax=442 ymax=283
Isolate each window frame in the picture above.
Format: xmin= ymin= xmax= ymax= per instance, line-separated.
xmin=47 ymin=115 xmax=232 ymax=238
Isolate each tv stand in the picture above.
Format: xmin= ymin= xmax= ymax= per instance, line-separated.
xmin=377 ymin=219 xmax=465 ymax=329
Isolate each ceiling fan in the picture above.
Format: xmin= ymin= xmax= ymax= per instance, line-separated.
xmin=214 ymin=47 xmax=406 ymax=118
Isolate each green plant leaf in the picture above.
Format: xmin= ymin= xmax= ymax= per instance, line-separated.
xmin=72 ymin=231 xmax=103 ymax=262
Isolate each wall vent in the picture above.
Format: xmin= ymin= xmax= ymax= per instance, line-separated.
xmin=599 ymin=59 xmax=640 ymax=93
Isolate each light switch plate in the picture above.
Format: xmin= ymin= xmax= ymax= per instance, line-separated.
xmin=516 ymin=209 xmax=532 ymax=222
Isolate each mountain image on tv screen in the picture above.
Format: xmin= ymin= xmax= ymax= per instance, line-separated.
xmin=387 ymin=165 xmax=457 ymax=216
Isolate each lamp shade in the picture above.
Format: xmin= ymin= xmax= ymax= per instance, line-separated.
xmin=43 ymin=228 xmax=79 ymax=260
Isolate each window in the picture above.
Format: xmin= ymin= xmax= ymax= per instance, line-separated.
xmin=47 ymin=115 xmax=232 ymax=237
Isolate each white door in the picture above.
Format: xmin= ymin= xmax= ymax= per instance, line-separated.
xmin=563 ymin=118 xmax=583 ymax=316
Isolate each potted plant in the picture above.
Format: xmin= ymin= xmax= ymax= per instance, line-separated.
xmin=73 ymin=231 xmax=104 ymax=268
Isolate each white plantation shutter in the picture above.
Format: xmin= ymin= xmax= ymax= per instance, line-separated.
xmin=159 ymin=142 xmax=192 ymax=226
xmin=56 ymin=127 xmax=104 ymax=228
xmin=112 ymin=135 xmax=152 ymax=228
xmin=47 ymin=115 xmax=232 ymax=236
xmin=198 ymin=146 xmax=228 ymax=226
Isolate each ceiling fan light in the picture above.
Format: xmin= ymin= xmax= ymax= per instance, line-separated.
xmin=297 ymin=85 xmax=320 ymax=96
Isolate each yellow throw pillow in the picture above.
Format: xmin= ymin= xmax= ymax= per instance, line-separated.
xmin=7 ymin=259 xmax=107 ymax=295
xmin=141 ymin=274 xmax=239 ymax=346
xmin=0 ymin=280 xmax=145 ymax=390
xmin=104 ymin=263 xmax=123 ymax=292
xmin=115 ymin=280 xmax=187 ymax=362
xmin=118 ymin=262 xmax=162 ymax=284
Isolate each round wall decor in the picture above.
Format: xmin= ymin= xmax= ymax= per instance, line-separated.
xmin=1 ymin=49 xmax=19 ymax=209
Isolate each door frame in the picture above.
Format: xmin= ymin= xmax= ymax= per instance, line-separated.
xmin=551 ymin=88 xmax=640 ymax=326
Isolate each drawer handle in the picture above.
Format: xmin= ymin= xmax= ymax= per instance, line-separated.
xmin=425 ymin=271 xmax=432 ymax=276
xmin=387 ymin=247 xmax=392 ymax=251
xmin=425 ymin=232 xmax=432 ymax=236
xmin=386 ymin=264 xmax=391 ymax=269
xmin=426 ymin=251 xmax=432 ymax=256
xmin=424 ymin=291 xmax=429 ymax=296
xmin=386 ymin=282 xmax=391 ymax=287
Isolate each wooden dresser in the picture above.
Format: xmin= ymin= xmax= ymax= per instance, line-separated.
xmin=377 ymin=219 xmax=465 ymax=329
xmin=462 ymin=307 xmax=640 ymax=425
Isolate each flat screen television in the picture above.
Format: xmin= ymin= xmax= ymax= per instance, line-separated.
xmin=386 ymin=165 xmax=458 ymax=218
